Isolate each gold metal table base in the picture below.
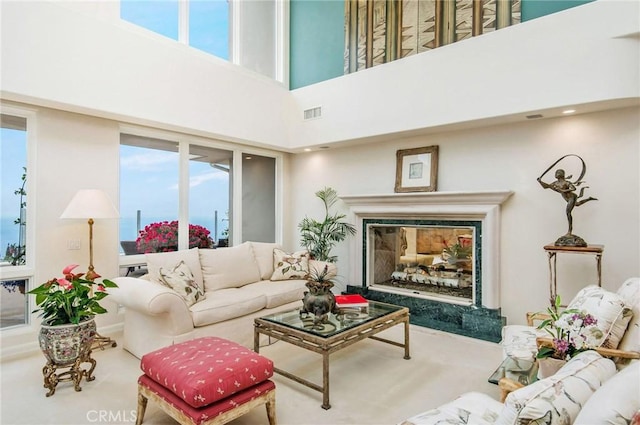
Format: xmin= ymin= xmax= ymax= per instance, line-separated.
xmin=254 ymin=305 xmax=410 ymax=410
xmin=92 ymin=332 xmax=117 ymax=350
xmin=544 ymin=244 xmax=603 ymax=307
xmin=42 ymin=352 xmax=97 ymax=397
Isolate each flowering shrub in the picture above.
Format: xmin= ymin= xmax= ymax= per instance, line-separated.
xmin=28 ymin=265 xmax=118 ymax=326
xmin=536 ymin=295 xmax=604 ymax=360
xmin=136 ymin=221 xmax=213 ymax=253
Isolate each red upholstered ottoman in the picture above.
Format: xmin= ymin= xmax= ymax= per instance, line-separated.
xmin=136 ymin=337 xmax=276 ymax=425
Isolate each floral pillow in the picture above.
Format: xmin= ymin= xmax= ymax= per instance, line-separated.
xmin=566 ymin=285 xmax=633 ymax=350
xmin=270 ymin=249 xmax=310 ymax=281
xmin=158 ymin=260 xmax=204 ymax=307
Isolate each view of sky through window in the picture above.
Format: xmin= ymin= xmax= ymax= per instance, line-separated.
xmin=1 ymin=128 xmax=26 ymax=254
xmin=121 ymin=0 xmax=229 ymax=60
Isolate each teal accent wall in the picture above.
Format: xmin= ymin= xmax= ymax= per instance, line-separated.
xmin=289 ymin=0 xmax=345 ymax=90
xmin=522 ymin=0 xmax=594 ymax=21
xmin=289 ymin=0 xmax=595 ymax=89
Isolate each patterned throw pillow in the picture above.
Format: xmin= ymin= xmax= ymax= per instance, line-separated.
xmin=567 ymin=285 xmax=633 ymax=350
xmin=158 ymin=260 xmax=204 ymax=307
xmin=270 ymin=248 xmax=310 ymax=281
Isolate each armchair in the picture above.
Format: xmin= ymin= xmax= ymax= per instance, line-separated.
xmin=501 ymin=277 xmax=640 ymax=369
xmin=401 ymin=350 xmax=621 ymax=425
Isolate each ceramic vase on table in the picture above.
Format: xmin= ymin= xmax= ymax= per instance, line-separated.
xmin=38 ymin=317 xmax=97 ymax=396
xmin=537 ymin=357 xmax=567 ymax=379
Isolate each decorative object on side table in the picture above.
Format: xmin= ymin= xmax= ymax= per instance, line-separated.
xmin=28 ymin=264 xmax=118 ymax=396
xmin=298 ymin=187 xmax=355 ymax=263
xmin=301 ymin=264 xmax=338 ymax=328
xmin=395 ymin=145 xmax=439 ymax=193
xmin=537 ymin=154 xmax=597 ymax=247
xmin=535 ymin=295 xmax=603 ymax=379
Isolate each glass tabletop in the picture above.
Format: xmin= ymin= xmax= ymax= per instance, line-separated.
xmin=258 ymin=300 xmax=404 ymax=338
xmin=488 ymin=356 xmax=539 ymax=386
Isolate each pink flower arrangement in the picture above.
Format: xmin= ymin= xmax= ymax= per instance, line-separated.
xmin=136 ymin=220 xmax=213 ymax=253
xmin=28 ymin=265 xmax=118 ymax=326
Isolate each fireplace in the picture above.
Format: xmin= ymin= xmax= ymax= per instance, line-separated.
xmin=341 ymin=191 xmax=513 ymax=342
xmin=365 ymin=219 xmax=480 ymax=306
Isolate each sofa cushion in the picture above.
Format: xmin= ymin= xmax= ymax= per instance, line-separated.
xmin=400 ymin=392 xmax=502 ymax=425
xmin=146 ymin=248 xmax=204 ymax=291
xmin=199 ymin=243 xmax=261 ymax=291
xmin=616 ymin=277 xmax=640 ymax=354
xmin=244 ymin=280 xmax=307 ymax=309
xmin=250 ymin=242 xmax=281 ymax=280
xmin=270 ymin=248 xmax=310 ymax=281
xmin=574 ymin=360 xmax=639 ymax=425
xmin=498 ymin=350 xmax=617 ymax=425
xmin=567 ymin=285 xmax=633 ymax=350
xmin=158 ymin=260 xmax=204 ymax=307
xmin=139 ymin=337 xmax=273 ymax=408
xmin=190 ymin=289 xmax=266 ymax=326
xmin=501 ymin=325 xmax=546 ymax=361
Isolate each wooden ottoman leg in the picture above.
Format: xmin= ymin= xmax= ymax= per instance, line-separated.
xmin=265 ymin=389 xmax=277 ymax=425
xmin=136 ymin=385 xmax=148 ymax=425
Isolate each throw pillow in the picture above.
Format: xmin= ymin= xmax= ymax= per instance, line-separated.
xmin=158 ymin=260 xmax=204 ymax=307
xmin=145 ymin=248 xmax=204 ymax=292
xmin=567 ymin=285 xmax=633 ymax=350
xmin=270 ymin=248 xmax=310 ymax=281
xmin=615 ymin=277 xmax=640 ymax=354
xmin=500 ymin=351 xmax=616 ymax=425
xmin=574 ymin=361 xmax=639 ymax=425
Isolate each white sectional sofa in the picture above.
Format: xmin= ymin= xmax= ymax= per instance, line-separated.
xmin=110 ymin=241 xmax=332 ymax=358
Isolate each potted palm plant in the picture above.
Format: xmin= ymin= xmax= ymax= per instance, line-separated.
xmin=298 ymin=187 xmax=355 ymax=263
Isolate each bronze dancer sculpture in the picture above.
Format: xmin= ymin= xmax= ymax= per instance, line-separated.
xmin=537 ymin=154 xmax=597 ymax=247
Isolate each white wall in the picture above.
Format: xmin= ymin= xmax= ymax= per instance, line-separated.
xmin=0 ymin=1 xmax=294 ymax=149
xmin=285 ymin=107 xmax=640 ymax=325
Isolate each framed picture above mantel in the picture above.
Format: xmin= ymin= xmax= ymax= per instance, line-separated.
xmin=395 ymin=145 xmax=439 ymax=193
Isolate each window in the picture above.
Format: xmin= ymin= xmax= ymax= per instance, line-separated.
xmin=119 ymin=133 xmax=232 ymax=262
xmin=120 ymin=135 xmax=179 ymax=255
xmin=188 ymin=145 xmax=231 ymax=246
xmin=121 ymin=0 xmax=229 ymax=60
xmin=1 ymin=113 xmax=29 ymax=329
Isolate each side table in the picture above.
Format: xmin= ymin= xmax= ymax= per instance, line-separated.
xmin=543 ymin=244 xmax=603 ymax=306
xmin=488 ymin=356 xmax=538 ymax=402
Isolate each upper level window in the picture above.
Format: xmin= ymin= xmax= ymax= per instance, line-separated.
xmin=121 ymin=0 xmax=229 ymax=60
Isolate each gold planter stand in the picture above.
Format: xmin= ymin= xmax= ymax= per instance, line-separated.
xmin=39 ymin=318 xmax=98 ymax=396
xmin=42 ymin=352 xmax=97 ymax=397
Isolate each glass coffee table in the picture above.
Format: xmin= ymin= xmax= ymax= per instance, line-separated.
xmin=254 ymin=300 xmax=410 ymax=409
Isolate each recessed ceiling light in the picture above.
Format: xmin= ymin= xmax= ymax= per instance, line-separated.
xmin=245 ymin=156 xmax=252 ymax=160
xmin=562 ymin=109 xmax=576 ymax=114
xmin=303 ymin=148 xmax=311 ymax=152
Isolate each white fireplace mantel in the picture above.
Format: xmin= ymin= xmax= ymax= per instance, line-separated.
xmin=340 ymin=191 xmax=514 ymax=309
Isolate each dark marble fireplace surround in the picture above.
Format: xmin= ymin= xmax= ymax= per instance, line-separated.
xmin=340 ymin=191 xmax=513 ymax=343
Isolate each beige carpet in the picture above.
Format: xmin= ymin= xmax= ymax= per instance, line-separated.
xmin=0 ymin=325 xmax=503 ymax=425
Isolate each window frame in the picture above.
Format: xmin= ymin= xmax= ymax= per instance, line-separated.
xmin=117 ymin=124 xmax=284 ymax=270
xmin=0 ymin=103 xmax=37 ymax=330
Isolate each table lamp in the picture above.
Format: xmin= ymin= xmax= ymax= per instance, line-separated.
xmin=60 ymin=189 xmax=120 ymax=348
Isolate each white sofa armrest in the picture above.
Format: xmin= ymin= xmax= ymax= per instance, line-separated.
xmin=109 ymin=276 xmax=194 ymax=333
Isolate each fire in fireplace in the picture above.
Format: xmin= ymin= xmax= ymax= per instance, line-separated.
xmin=365 ymin=219 xmax=481 ymax=306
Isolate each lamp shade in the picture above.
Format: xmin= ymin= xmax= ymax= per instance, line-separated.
xmin=60 ymin=189 xmax=119 ymax=219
